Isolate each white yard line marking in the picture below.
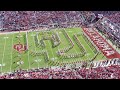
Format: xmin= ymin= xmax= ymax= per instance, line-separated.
xmin=83 ymin=35 xmax=96 ymax=55
xmin=84 ymin=39 xmax=96 ymax=60
xmin=77 ymin=34 xmax=93 ymax=61
xmin=55 ymin=29 xmax=62 ymax=64
xmin=32 ymin=32 xmax=39 ymax=69
xmin=47 ymin=40 xmax=55 ymax=60
xmin=1 ymin=34 xmax=7 ymax=73
xmin=82 ymin=28 xmax=104 ymax=59
xmin=66 ymin=29 xmax=78 ymax=63
xmin=70 ymin=37 xmax=78 ymax=63
xmin=10 ymin=34 xmax=14 ymax=72
xmin=27 ymin=32 xmax=31 ymax=69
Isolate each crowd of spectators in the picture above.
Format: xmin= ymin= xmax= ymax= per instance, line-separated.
xmin=94 ymin=16 xmax=120 ymax=48
xmin=0 ymin=11 xmax=120 ymax=31
xmin=91 ymin=11 xmax=120 ymax=48
xmin=0 ymin=11 xmax=120 ymax=79
xmin=0 ymin=64 xmax=120 ymax=79
xmin=0 ymin=11 xmax=90 ymax=31
xmin=92 ymin=11 xmax=120 ymax=26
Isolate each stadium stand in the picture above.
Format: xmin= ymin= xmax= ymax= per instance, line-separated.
xmin=0 ymin=58 xmax=120 ymax=79
xmin=0 ymin=11 xmax=96 ymax=31
xmin=0 ymin=11 xmax=120 ymax=79
xmin=0 ymin=64 xmax=120 ymax=79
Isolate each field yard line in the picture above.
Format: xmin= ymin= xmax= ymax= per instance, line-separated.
xmin=68 ymin=29 xmax=77 ymax=62
xmin=80 ymin=35 xmax=96 ymax=61
xmin=82 ymin=35 xmax=95 ymax=54
xmin=32 ymin=32 xmax=39 ymax=69
xmin=47 ymin=40 xmax=55 ymax=59
xmin=55 ymin=29 xmax=62 ymax=64
xmin=81 ymin=28 xmax=101 ymax=59
xmin=68 ymin=33 xmax=78 ymax=62
xmin=10 ymin=34 xmax=14 ymax=72
xmin=27 ymin=32 xmax=31 ymax=69
xmin=80 ymin=28 xmax=93 ymax=54
xmin=1 ymin=34 xmax=7 ymax=73
xmin=73 ymin=45 xmax=79 ymax=62
xmin=76 ymin=35 xmax=94 ymax=61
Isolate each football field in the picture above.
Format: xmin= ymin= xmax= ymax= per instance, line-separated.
xmin=0 ymin=27 xmax=106 ymax=73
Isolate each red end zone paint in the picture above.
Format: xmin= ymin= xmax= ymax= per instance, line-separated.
xmin=82 ymin=28 xmax=120 ymax=59
xmin=14 ymin=44 xmax=27 ymax=53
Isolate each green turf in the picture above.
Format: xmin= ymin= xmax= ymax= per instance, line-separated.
xmin=0 ymin=27 xmax=106 ymax=73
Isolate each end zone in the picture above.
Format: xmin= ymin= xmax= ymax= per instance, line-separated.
xmin=82 ymin=28 xmax=120 ymax=59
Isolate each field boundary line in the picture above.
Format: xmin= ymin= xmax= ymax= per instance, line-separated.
xmin=1 ymin=34 xmax=7 ymax=73
xmin=10 ymin=34 xmax=14 ymax=72
xmin=27 ymin=32 xmax=31 ymax=69
xmin=55 ymin=29 xmax=63 ymax=64
xmin=32 ymin=32 xmax=39 ymax=69
xmin=82 ymin=29 xmax=99 ymax=52
xmin=81 ymin=28 xmax=96 ymax=56
xmin=47 ymin=40 xmax=55 ymax=60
